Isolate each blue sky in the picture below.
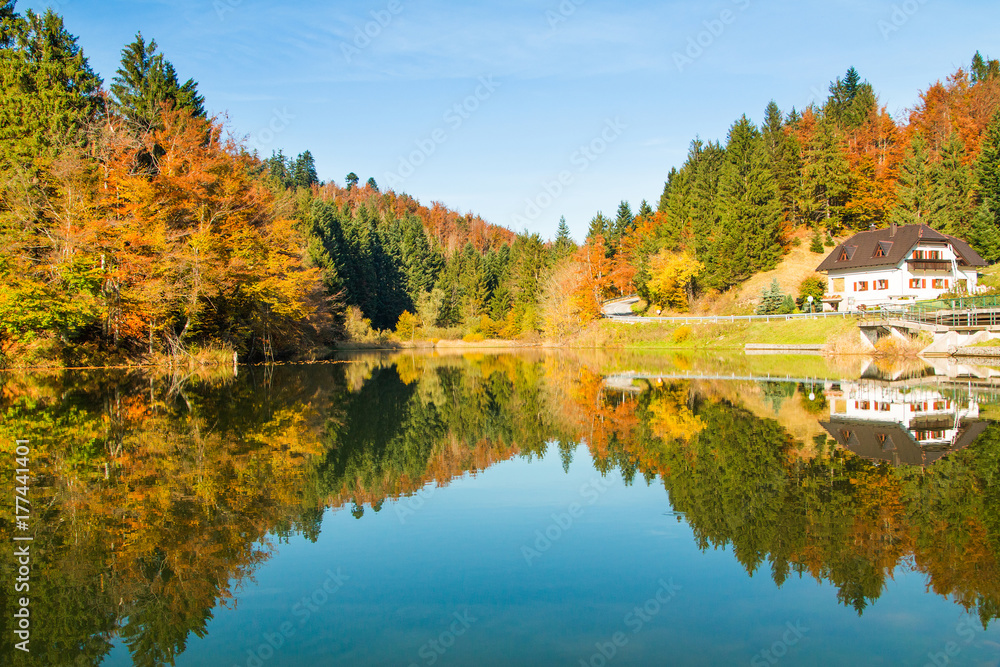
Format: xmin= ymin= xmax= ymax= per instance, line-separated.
xmin=22 ymin=0 xmax=1000 ymax=242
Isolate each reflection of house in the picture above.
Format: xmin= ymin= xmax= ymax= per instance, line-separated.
xmin=816 ymin=223 xmax=986 ymax=312
xmin=821 ymin=382 xmax=985 ymax=466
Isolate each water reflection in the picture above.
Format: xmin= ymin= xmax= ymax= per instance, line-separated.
xmin=1 ymin=353 xmax=999 ymax=665
xmin=823 ymin=381 xmax=985 ymax=466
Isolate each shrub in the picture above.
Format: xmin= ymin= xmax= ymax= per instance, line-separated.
xmin=462 ymin=332 xmax=485 ymax=343
xmin=672 ymin=326 xmax=692 ymax=343
xmin=798 ymin=274 xmax=826 ymax=310
xmin=395 ymin=311 xmax=419 ymax=341
xmin=345 ymin=306 xmax=378 ymax=342
xmin=809 ymin=230 xmax=824 ymax=253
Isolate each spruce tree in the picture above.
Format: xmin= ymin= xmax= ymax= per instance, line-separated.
xmin=710 ymin=116 xmax=782 ymax=289
xmin=110 ymin=32 xmax=205 ymax=131
xmin=971 ymin=51 xmax=1000 ymax=83
xmin=929 ymin=133 xmax=974 ymax=238
xmin=366 ymin=177 xmax=379 ymax=191
xmin=810 ymin=229 xmax=824 ymax=253
xmin=553 ymin=216 xmax=575 ymax=257
xmin=637 ymin=199 xmax=654 ymax=219
xmin=762 ymin=101 xmax=802 ymax=226
xmin=0 ymin=8 xmax=102 ymax=163
xmin=892 ymin=134 xmax=934 ymax=226
xmin=825 ymin=67 xmax=876 ymax=129
xmin=612 ymin=201 xmax=634 ymax=241
xmin=292 ymin=150 xmax=318 ymax=188
xmin=801 ymin=118 xmax=850 ymax=233
xmin=658 ymin=168 xmax=677 ymax=212
xmin=586 ymin=212 xmax=609 ymax=242
xmin=345 ymin=172 xmax=359 ymax=190
xmin=971 ymin=112 xmax=1000 ymax=260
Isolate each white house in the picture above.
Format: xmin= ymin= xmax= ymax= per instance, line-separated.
xmin=816 ymin=223 xmax=987 ymax=312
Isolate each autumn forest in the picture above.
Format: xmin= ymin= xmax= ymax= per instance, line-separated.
xmin=4 ymin=2 xmax=1000 ymax=365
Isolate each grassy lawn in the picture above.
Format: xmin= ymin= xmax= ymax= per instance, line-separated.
xmin=979 ymin=263 xmax=1000 ymax=289
xmin=584 ymin=315 xmax=858 ymax=350
xmin=964 ymin=338 xmax=1000 ymax=348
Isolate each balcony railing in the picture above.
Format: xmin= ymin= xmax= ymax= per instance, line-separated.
xmin=906 ymin=259 xmax=951 ymax=271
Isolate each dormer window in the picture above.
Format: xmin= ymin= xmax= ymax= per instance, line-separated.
xmin=874 ymin=241 xmax=892 ymax=258
xmin=837 ymin=246 xmax=857 ymax=262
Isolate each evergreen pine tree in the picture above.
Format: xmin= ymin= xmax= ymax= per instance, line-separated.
xmin=756 ymin=279 xmax=786 ymax=315
xmin=971 ymin=51 xmax=1000 ymax=83
xmin=366 ymin=177 xmax=379 ymax=191
xmin=762 ymin=101 xmax=802 ymax=226
xmin=265 ymin=150 xmax=292 ymax=187
xmin=825 ymin=67 xmax=876 ymax=128
xmin=292 ymin=150 xmax=318 ymax=188
xmin=810 ymin=229 xmax=824 ymax=253
xmin=637 ymin=200 xmax=654 ymax=219
xmin=971 ymin=112 xmax=1000 ymax=260
xmin=612 ymin=201 xmax=634 ymax=241
xmin=587 ymin=212 xmax=610 ymax=242
xmin=929 ymin=132 xmax=974 ymax=238
xmin=801 ymin=118 xmax=851 ymax=233
xmin=658 ymin=168 xmax=677 ymax=212
xmin=110 ymin=32 xmax=205 ymax=131
xmin=710 ymin=116 xmax=783 ymax=289
xmin=0 ymin=8 xmax=102 ymax=163
xmin=892 ymin=134 xmax=934 ymax=226
xmin=553 ymin=216 xmax=575 ymax=257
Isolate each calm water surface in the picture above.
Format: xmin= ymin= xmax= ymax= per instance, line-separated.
xmin=2 ymin=352 xmax=1000 ymax=666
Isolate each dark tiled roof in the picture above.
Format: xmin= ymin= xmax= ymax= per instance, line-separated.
xmin=820 ymin=417 xmax=987 ymax=467
xmin=816 ymin=224 xmax=988 ymax=272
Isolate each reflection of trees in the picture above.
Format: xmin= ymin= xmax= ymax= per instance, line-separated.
xmin=317 ymin=355 xmax=572 ymax=513
xmin=2 ymin=357 xmax=1000 ymax=665
xmin=0 ymin=369 xmax=333 ymax=666
xmin=581 ymin=380 xmax=1000 ymax=624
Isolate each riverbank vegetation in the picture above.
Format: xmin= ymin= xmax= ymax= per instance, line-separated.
xmin=4 ymin=1 xmax=1000 ymax=365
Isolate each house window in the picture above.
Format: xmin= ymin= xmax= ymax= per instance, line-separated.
xmin=855 ymin=281 xmax=868 ymax=292
xmin=874 ymin=245 xmax=885 ymax=257
xmin=879 ymin=402 xmax=891 ymax=411
xmin=876 ymin=279 xmax=888 ymax=290
xmin=856 ymin=400 xmax=870 ymax=410
xmin=932 ymin=278 xmax=949 ymax=289
xmin=909 ymin=278 xmax=926 ymax=289
xmin=913 ymin=250 xmax=943 ymax=260
xmin=914 ymin=430 xmax=946 ymax=441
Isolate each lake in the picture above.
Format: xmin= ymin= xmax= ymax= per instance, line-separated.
xmin=2 ymin=351 xmax=1000 ymax=666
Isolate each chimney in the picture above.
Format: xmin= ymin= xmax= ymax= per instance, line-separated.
xmin=890 ymin=222 xmax=897 ymax=237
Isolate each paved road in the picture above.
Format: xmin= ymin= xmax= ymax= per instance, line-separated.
xmin=602 ymin=297 xmax=640 ymax=316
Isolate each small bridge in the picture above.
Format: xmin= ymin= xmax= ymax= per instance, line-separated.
xmin=858 ymin=296 xmax=1000 ymax=352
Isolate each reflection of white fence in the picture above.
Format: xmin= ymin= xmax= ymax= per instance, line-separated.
xmin=604 ymin=372 xmax=833 ymax=391
xmin=604 ymin=311 xmax=856 ymax=324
